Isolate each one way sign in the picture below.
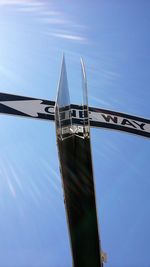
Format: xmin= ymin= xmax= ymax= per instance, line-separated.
xmin=0 ymin=92 xmax=149 ymax=138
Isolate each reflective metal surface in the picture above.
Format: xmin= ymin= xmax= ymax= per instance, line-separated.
xmin=55 ymin=57 xmax=102 ymax=267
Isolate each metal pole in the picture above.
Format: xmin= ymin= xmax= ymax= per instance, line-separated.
xmin=55 ymin=56 xmax=103 ymax=267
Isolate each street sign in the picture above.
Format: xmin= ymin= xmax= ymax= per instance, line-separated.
xmin=0 ymin=92 xmax=149 ymax=138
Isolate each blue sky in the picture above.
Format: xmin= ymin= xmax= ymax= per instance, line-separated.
xmin=0 ymin=0 xmax=150 ymax=266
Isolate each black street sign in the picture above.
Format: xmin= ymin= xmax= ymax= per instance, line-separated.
xmin=0 ymin=92 xmax=149 ymax=138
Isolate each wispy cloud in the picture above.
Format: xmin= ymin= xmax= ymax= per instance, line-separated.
xmin=0 ymin=0 xmax=46 ymax=10
xmin=39 ymin=11 xmax=61 ymax=16
xmin=42 ymin=18 xmax=67 ymax=25
xmin=47 ymin=32 xmax=87 ymax=44
xmin=0 ymin=0 xmax=89 ymax=44
xmin=89 ymin=94 xmax=112 ymax=108
xmin=0 ymin=0 xmax=33 ymax=5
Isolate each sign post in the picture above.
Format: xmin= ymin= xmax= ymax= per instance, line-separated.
xmin=55 ymin=56 xmax=103 ymax=267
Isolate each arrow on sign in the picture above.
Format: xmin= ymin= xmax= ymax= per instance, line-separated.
xmin=0 ymin=100 xmax=55 ymax=117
